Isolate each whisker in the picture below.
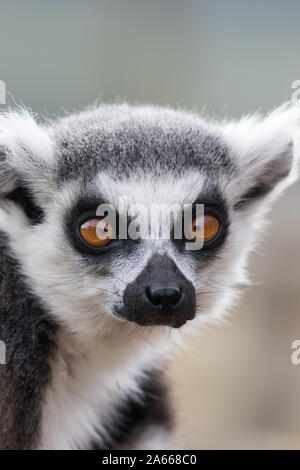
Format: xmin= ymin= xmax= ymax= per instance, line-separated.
xmin=111 ymin=274 xmax=127 ymax=286
xmin=41 ymin=278 xmax=122 ymax=298
xmin=196 ymin=290 xmax=228 ymax=295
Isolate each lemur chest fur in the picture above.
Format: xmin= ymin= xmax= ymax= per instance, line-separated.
xmin=39 ymin=331 xmax=165 ymax=450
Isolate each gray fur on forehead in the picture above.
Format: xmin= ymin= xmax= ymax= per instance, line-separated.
xmin=49 ymin=104 xmax=232 ymax=183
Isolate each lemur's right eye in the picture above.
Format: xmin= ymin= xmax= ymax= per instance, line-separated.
xmin=189 ymin=214 xmax=220 ymax=244
xmin=80 ymin=218 xmax=113 ymax=247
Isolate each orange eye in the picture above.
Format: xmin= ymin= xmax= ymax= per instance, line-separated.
xmin=190 ymin=214 xmax=220 ymax=243
xmin=80 ymin=218 xmax=113 ymax=247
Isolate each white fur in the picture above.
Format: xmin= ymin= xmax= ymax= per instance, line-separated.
xmin=0 ymin=108 xmax=56 ymax=203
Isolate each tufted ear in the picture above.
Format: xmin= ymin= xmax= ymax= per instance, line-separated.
xmin=0 ymin=109 xmax=56 ymax=206
xmin=221 ymin=103 xmax=300 ymax=209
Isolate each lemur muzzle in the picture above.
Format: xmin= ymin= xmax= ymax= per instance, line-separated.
xmin=116 ymin=254 xmax=196 ymax=328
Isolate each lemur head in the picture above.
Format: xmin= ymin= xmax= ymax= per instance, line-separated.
xmin=0 ymin=104 xmax=299 ymax=341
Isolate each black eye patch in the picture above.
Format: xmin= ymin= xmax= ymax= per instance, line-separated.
xmin=173 ymin=191 xmax=229 ymax=259
xmin=66 ymin=196 xmax=140 ymax=262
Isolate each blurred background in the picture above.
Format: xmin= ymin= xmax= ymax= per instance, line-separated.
xmin=1 ymin=0 xmax=300 ymax=450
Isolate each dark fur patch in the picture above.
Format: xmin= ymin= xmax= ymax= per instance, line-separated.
xmin=6 ymin=184 xmax=44 ymax=224
xmin=234 ymin=184 xmax=269 ymax=210
xmin=234 ymin=146 xmax=293 ymax=210
xmin=91 ymin=369 xmax=172 ymax=450
xmin=0 ymin=234 xmax=57 ymax=449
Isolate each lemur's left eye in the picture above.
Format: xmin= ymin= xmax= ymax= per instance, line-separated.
xmin=189 ymin=214 xmax=220 ymax=244
xmin=80 ymin=218 xmax=113 ymax=247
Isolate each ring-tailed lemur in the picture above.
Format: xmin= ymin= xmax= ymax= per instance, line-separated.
xmin=0 ymin=103 xmax=299 ymax=450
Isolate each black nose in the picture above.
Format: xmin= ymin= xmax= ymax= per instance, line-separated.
xmin=117 ymin=254 xmax=196 ymax=328
xmin=146 ymin=286 xmax=182 ymax=309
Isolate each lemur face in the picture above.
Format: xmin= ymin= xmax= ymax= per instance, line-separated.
xmin=0 ymin=104 xmax=299 ymax=339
